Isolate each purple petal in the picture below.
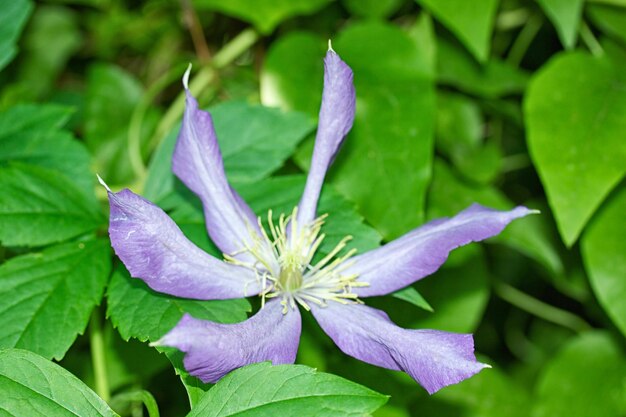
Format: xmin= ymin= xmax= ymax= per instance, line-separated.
xmin=350 ymin=204 xmax=535 ymax=297
xmin=173 ymin=89 xmax=266 ymax=262
xmin=297 ymin=48 xmax=356 ymax=226
xmin=311 ymin=302 xmax=487 ymax=394
xmin=157 ymin=300 xmax=301 ymax=383
xmin=107 ymin=188 xmax=261 ymax=299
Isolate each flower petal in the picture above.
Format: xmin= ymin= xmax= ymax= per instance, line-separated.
xmin=297 ymin=48 xmax=355 ymax=226
xmin=157 ymin=300 xmax=301 ymax=383
xmin=350 ymin=204 xmax=535 ymax=297
xmin=173 ymin=89 xmax=264 ymax=260
xmin=107 ymin=188 xmax=261 ymax=299
xmin=311 ymin=302 xmax=487 ymax=394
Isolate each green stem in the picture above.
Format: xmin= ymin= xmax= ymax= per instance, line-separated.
xmin=146 ymin=28 xmax=260 ymax=158
xmin=89 ymin=310 xmax=110 ymax=403
xmin=506 ymin=13 xmax=543 ymax=67
xmin=127 ymin=63 xmax=190 ymax=183
xmin=493 ymin=282 xmax=592 ymax=334
xmin=111 ymin=390 xmax=160 ymax=417
xmin=580 ymin=21 xmax=604 ymax=57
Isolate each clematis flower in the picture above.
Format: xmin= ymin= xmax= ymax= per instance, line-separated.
xmin=101 ymin=45 xmax=533 ymax=394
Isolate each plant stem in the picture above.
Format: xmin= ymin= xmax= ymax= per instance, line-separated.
xmin=493 ymin=282 xmax=592 ymax=334
xmin=147 ymin=28 xmax=259 ymax=159
xmin=506 ymin=13 xmax=543 ymax=67
xmin=127 ymin=63 xmax=190 ymax=183
xmin=580 ymin=21 xmax=604 ymax=57
xmin=111 ymin=390 xmax=160 ymax=417
xmin=89 ymin=310 xmax=110 ymax=403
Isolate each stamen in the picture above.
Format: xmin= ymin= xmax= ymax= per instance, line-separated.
xmin=224 ymin=206 xmax=368 ymax=314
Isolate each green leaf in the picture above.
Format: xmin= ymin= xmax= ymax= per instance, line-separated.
xmin=0 ymin=0 xmax=33 ymax=71
xmin=525 ymin=52 xmax=626 ymax=246
xmin=437 ymin=39 xmax=529 ymax=98
xmin=18 ymin=5 xmax=82 ymax=98
xmin=417 ymin=0 xmax=499 ymax=62
xmin=0 ymin=239 xmax=111 ymax=360
xmin=193 ymin=0 xmax=332 ymax=34
xmin=0 ymin=164 xmax=103 ymax=247
xmin=0 ymin=104 xmax=94 ymax=196
xmin=410 ymin=245 xmax=490 ymax=333
xmin=0 ymin=348 xmax=118 ymax=416
xmin=331 ymin=22 xmax=436 ymax=239
xmin=536 ymin=0 xmax=584 ymax=49
xmin=261 ymin=32 xmax=325 ymax=115
xmin=587 ymin=0 xmax=626 ymax=5
xmin=187 ymin=362 xmax=388 ymax=417
xmin=212 ymin=101 xmax=315 ymax=183
xmin=342 ymin=0 xmax=404 ymax=19
xmin=588 ymin=3 xmax=626 ymax=45
xmin=85 ymin=63 xmax=149 ymax=184
xmin=144 ymin=101 xmax=315 ymax=203
xmin=435 ymin=92 xmax=501 ymax=184
xmin=532 ymin=331 xmax=626 ymax=417
xmin=106 ymin=265 xmax=250 ymax=343
xmin=582 ymin=185 xmax=626 ymax=337
xmin=391 ymin=286 xmax=434 ymax=312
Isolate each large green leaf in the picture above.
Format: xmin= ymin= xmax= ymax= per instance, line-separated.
xmin=0 ymin=164 xmax=103 ymax=247
xmin=0 ymin=348 xmax=118 ymax=417
xmin=525 ymin=52 xmax=626 ymax=246
xmin=532 ymin=331 xmax=626 ymax=417
xmin=342 ymin=0 xmax=404 ymax=18
xmin=187 ymin=362 xmax=388 ymax=417
xmin=144 ymin=101 xmax=315 ymax=203
xmin=106 ymin=265 xmax=250 ymax=343
xmin=261 ymin=32 xmax=325 ymax=115
xmin=193 ymin=0 xmax=332 ymax=34
xmin=587 ymin=4 xmax=626 ymax=45
xmin=435 ymin=92 xmax=501 ymax=184
xmin=437 ymin=39 xmax=529 ymax=98
xmin=536 ymin=0 xmax=584 ymax=49
xmin=417 ymin=0 xmax=499 ymax=62
xmin=0 ymin=0 xmax=33 ymax=71
xmin=582 ymin=185 xmax=626 ymax=337
xmin=0 ymin=104 xmax=94 ymax=196
xmin=330 ymin=22 xmax=436 ymax=239
xmin=0 ymin=239 xmax=110 ymax=360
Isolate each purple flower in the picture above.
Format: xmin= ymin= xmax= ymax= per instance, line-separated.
xmin=101 ymin=46 xmax=533 ymax=394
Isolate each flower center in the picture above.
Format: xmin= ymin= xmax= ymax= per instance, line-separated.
xmin=224 ymin=207 xmax=368 ymax=313
xmin=278 ymin=262 xmax=303 ymax=292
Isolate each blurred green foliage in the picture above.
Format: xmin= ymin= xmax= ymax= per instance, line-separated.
xmin=0 ymin=0 xmax=625 ymax=416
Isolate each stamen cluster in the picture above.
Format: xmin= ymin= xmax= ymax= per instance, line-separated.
xmin=224 ymin=208 xmax=367 ymax=313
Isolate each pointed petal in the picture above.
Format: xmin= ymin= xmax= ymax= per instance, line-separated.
xmin=350 ymin=204 xmax=535 ymax=297
xmin=173 ymin=90 xmax=264 ymax=260
xmin=107 ymin=188 xmax=261 ymax=299
xmin=312 ymin=302 xmax=487 ymax=394
xmin=297 ymin=49 xmax=355 ymax=226
xmin=158 ymin=300 xmax=301 ymax=383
